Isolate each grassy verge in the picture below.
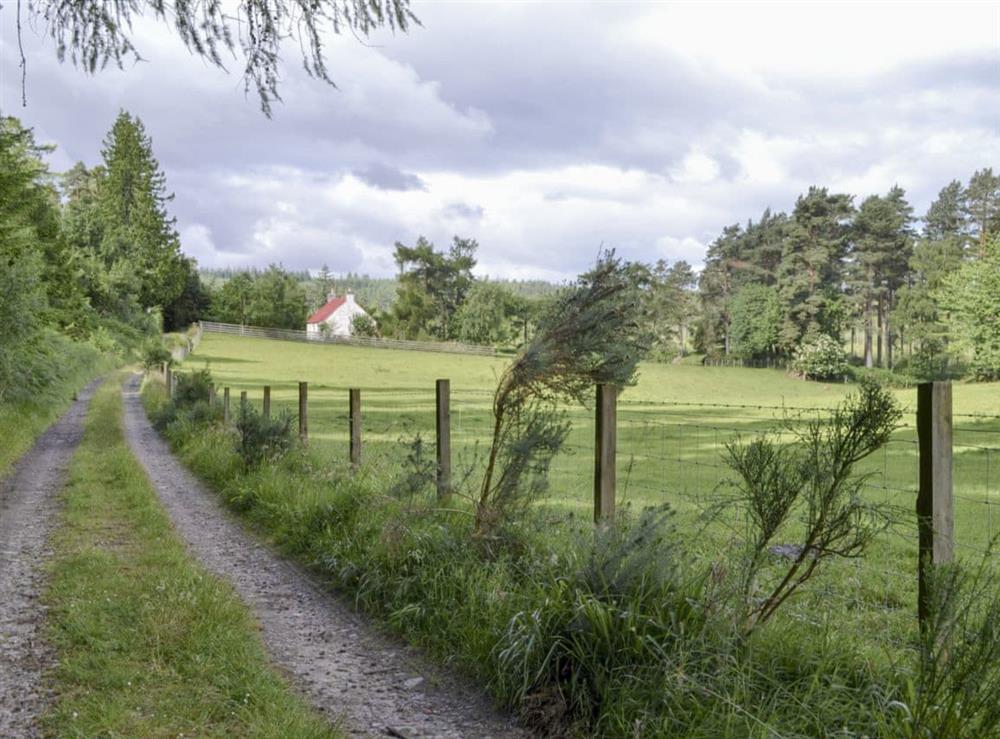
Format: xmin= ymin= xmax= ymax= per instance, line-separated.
xmin=0 ymin=340 xmax=111 ymax=481
xmin=43 ymin=374 xmax=339 ymax=738
xmin=143 ymin=374 xmax=920 ymax=737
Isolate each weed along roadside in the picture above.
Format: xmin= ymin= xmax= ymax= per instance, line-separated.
xmin=43 ymin=374 xmax=338 ymax=738
xmin=141 ymin=260 xmax=1000 ymax=738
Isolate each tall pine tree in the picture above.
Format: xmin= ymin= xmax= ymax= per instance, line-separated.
xmin=98 ymin=111 xmax=185 ymax=314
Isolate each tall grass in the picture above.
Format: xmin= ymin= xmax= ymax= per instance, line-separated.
xmin=0 ymin=334 xmax=112 ymax=480
xmin=143 ymin=374 xmax=984 ymax=737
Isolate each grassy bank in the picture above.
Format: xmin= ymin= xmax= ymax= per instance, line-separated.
xmin=0 ymin=339 xmax=111 ymax=481
xmin=44 ymin=375 xmax=338 ymax=738
xmin=143 ymin=373 xmax=926 ymax=737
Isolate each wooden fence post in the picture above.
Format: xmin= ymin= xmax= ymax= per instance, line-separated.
xmin=223 ymin=387 xmax=231 ymax=424
xmin=594 ymin=383 xmax=617 ymax=523
xmin=208 ymin=383 xmax=216 ymax=407
xmin=349 ymin=388 xmax=361 ymax=469
xmin=917 ymin=381 xmax=954 ymax=627
xmin=263 ymin=386 xmax=271 ymax=419
xmin=165 ymin=366 xmax=173 ymax=399
xmin=240 ymin=390 xmax=248 ymax=419
xmin=298 ymin=382 xmax=308 ymax=444
xmin=436 ymin=379 xmax=451 ymax=498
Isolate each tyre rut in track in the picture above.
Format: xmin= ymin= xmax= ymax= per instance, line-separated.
xmin=121 ymin=375 xmax=529 ymax=739
xmin=0 ymin=380 xmax=100 ymax=738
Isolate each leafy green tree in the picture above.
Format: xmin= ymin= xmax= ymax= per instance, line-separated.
xmin=391 ymin=236 xmax=477 ymax=340
xmin=455 ymin=281 xmax=515 ymax=346
xmin=209 ymin=272 xmax=256 ymax=325
xmin=778 ymin=187 xmax=854 ymax=347
xmin=98 ymin=111 xmax=186 ymax=312
xmin=350 ymin=312 xmax=379 ymax=338
xmin=248 ymin=265 xmax=308 ymax=329
xmin=22 ymin=0 xmax=417 ymax=115
xmin=729 ymin=284 xmax=784 ymax=360
xmin=939 ymin=237 xmax=1000 ymax=380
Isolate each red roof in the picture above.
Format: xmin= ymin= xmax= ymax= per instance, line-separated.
xmin=306 ymin=296 xmax=347 ymax=324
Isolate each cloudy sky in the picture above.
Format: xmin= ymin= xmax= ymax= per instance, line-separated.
xmin=1 ymin=1 xmax=997 ymax=280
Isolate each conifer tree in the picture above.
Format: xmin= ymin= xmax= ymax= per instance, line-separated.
xmin=778 ymin=187 xmax=854 ymax=347
xmin=97 ymin=111 xmax=185 ymax=313
xmin=965 ymin=169 xmax=1000 ymax=256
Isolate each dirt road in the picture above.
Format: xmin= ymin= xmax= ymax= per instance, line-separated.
xmin=0 ymin=382 xmax=99 ymax=738
xmin=121 ymin=375 xmax=528 ymax=738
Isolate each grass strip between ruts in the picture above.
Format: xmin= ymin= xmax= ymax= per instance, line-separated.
xmin=42 ymin=373 xmax=339 ymax=738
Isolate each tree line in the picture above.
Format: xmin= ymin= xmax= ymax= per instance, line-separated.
xmin=1 ymin=110 xmax=197 ymax=398
xmin=697 ymin=173 xmax=1000 ymax=379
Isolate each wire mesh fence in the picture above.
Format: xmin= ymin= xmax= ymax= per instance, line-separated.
xmin=185 ymin=369 xmax=998 ymax=651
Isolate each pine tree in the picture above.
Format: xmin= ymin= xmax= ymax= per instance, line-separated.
xmin=98 ymin=110 xmax=185 ymax=312
xmin=778 ymin=187 xmax=854 ymax=347
xmin=965 ymin=169 xmax=1000 ymax=257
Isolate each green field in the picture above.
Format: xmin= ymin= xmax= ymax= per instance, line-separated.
xmin=181 ymin=332 xmax=1000 ymax=649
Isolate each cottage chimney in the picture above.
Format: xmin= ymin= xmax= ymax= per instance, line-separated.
xmin=346 ymin=291 xmax=355 ymax=305
xmin=327 ymin=290 xmax=337 ymax=303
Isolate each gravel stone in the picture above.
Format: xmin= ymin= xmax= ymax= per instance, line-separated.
xmin=0 ymin=381 xmax=99 ymax=737
xmin=122 ymin=375 xmax=530 ymax=738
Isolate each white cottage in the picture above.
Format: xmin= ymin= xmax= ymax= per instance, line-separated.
xmin=306 ymin=292 xmax=370 ymax=338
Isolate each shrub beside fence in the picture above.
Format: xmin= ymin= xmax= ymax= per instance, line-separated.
xmin=156 ymin=361 xmax=1000 ymax=639
xmin=199 ymin=320 xmax=496 ymax=356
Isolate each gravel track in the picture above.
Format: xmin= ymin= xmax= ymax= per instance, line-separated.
xmin=122 ymin=375 xmax=529 ymax=739
xmin=0 ymin=381 xmax=100 ymax=738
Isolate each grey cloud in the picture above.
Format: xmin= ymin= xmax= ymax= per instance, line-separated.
xmin=352 ymin=163 xmax=427 ymax=191
xmin=441 ymin=202 xmax=484 ymax=220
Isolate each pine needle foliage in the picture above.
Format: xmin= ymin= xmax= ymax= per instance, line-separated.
xmin=475 ymin=251 xmax=651 ymax=538
xmin=721 ymin=378 xmax=902 ymax=634
xmin=27 ymin=0 xmax=418 ymax=115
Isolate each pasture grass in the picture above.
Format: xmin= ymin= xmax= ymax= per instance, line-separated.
xmin=161 ymin=333 xmax=1000 ymax=734
xmin=43 ymin=374 xmax=339 ymax=739
xmin=142 ymin=374 xmax=901 ymax=737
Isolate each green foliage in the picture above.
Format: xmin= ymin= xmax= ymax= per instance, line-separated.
xmin=729 ymin=283 xmax=784 ymax=359
xmin=883 ymin=557 xmax=1000 ymax=738
xmin=939 ymin=237 xmax=1000 ymax=380
xmin=142 ymin=342 xmax=173 ymax=370
xmin=207 ymin=265 xmax=308 ymax=329
xmin=454 ymin=281 xmax=516 ymax=346
xmin=391 ymin=236 xmax=477 ymax=340
xmin=476 ymin=252 xmax=652 ymax=537
xmin=721 ymin=380 xmax=901 ymax=634
xmin=350 ymin=312 xmax=379 ymax=338
xmin=97 ymin=111 xmax=187 ymax=312
xmin=235 ymin=403 xmax=296 ymax=470
xmin=645 ymin=259 xmax=697 ymax=360
xmin=790 ymin=333 xmax=849 ymax=380
xmin=31 ymin=0 xmax=417 ymax=116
